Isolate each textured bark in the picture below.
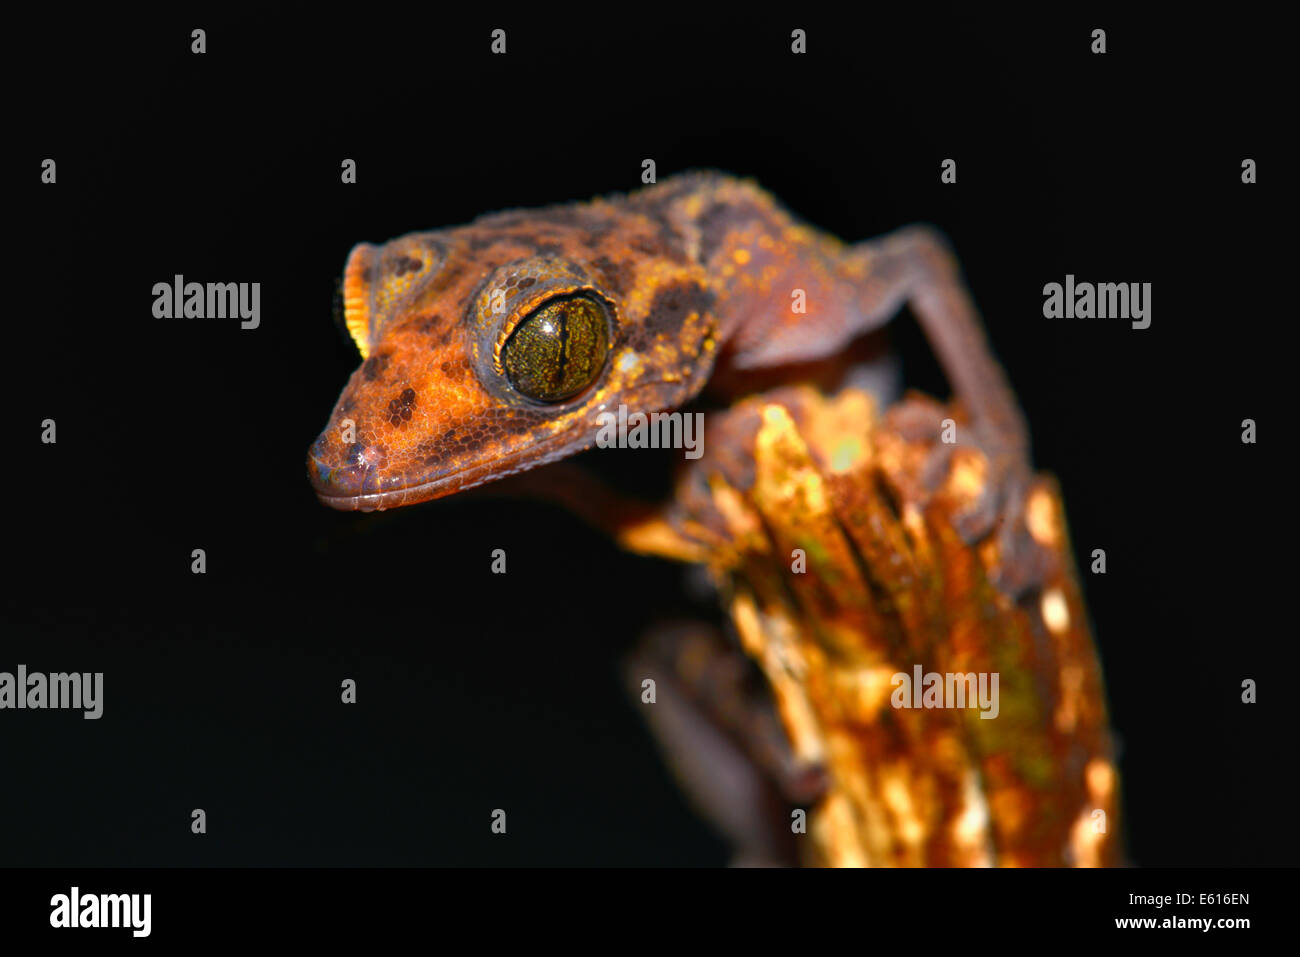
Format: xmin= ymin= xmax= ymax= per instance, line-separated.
xmin=618 ymin=385 xmax=1123 ymax=867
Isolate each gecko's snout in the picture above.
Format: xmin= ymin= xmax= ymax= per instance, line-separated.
xmin=307 ymin=433 xmax=378 ymax=511
xmin=306 ymin=416 xmax=591 ymax=513
xmin=307 ymin=434 xmax=425 ymax=512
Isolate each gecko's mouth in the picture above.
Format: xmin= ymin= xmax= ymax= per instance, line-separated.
xmin=308 ymin=429 xmax=595 ymax=512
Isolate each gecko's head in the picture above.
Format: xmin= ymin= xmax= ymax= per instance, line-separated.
xmin=308 ymin=210 xmax=718 ymax=511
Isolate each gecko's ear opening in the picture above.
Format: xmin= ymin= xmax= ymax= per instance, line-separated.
xmin=341 ymin=243 xmax=376 ymax=358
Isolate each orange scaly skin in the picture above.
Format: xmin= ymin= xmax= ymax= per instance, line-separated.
xmin=309 ymin=171 xmax=1042 ymax=593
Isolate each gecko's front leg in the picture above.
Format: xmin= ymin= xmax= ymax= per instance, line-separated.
xmin=310 ymin=172 xmax=1054 ymax=595
xmin=665 ymin=179 xmax=1052 ymax=597
xmin=845 ymin=225 xmax=1052 ymax=597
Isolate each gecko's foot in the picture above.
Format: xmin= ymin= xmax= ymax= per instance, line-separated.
xmin=920 ymin=425 xmax=1057 ymax=599
xmin=982 ymin=473 xmax=1060 ymax=598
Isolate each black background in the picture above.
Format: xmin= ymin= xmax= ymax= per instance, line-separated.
xmin=3 ymin=6 xmax=1291 ymax=867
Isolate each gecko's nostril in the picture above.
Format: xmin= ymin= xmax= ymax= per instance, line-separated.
xmin=307 ymin=432 xmax=417 ymax=511
xmin=307 ymin=435 xmax=362 ymax=498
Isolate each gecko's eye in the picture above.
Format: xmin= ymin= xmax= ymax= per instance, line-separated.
xmin=502 ymin=294 xmax=610 ymax=402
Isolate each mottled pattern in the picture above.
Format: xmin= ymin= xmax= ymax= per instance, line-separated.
xmin=309 ymin=173 xmax=781 ymax=510
xmin=310 ymin=172 xmax=1007 ymax=512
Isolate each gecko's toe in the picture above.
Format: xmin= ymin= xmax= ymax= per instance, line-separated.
xmin=990 ymin=520 xmax=1057 ymax=598
xmin=951 ymin=484 xmax=1001 ymax=545
xmin=921 ymin=440 xmax=1000 ymax=544
xmin=929 ymin=442 xmax=1059 ymax=598
xmin=985 ymin=479 xmax=1060 ymax=599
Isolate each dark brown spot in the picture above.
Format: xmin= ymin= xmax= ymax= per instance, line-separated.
xmin=428 ymin=324 xmax=454 ymax=349
xmin=386 ymin=388 xmax=417 ymax=427
xmin=647 ymin=208 xmax=689 ymax=262
xmin=414 ymin=314 xmax=437 ymax=334
xmin=391 ymin=256 xmax=423 ymax=277
xmin=427 ymin=263 xmax=466 ymax=295
xmin=361 ymin=353 xmax=391 ymax=382
xmin=580 ymin=222 xmax=614 ymax=248
xmin=643 ymin=280 xmax=715 ymax=340
xmin=428 ymin=426 xmax=461 ymax=455
xmin=439 ymin=357 xmax=471 ymax=380
xmin=591 ymin=255 xmax=633 ymax=297
xmin=698 ymin=202 xmax=740 ymax=264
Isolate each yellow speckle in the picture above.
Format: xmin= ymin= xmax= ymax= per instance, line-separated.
xmin=732 ymin=248 xmax=751 ymax=265
xmin=902 ymin=504 xmax=927 ymax=543
xmin=835 ymin=666 xmax=898 ymax=720
xmin=1086 ymin=759 xmax=1115 ymax=801
xmin=1025 ymin=486 xmax=1061 ymax=547
xmin=880 ymin=769 xmax=926 ymax=849
xmin=951 ymin=768 xmax=993 ymax=865
xmin=1068 ymin=805 xmax=1107 ymax=867
xmin=946 ymin=449 xmax=987 ymax=503
xmin=830 ymin=437 xmax=864 ymax=472
xmin=1055 ymin=664 xmax=1082 ymax=732
xmin=1041 ymin=588 xmax=1070 ymax=634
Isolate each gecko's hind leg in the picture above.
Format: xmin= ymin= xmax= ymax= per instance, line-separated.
xmin=624 ymin=620 xmax=827 ymax=867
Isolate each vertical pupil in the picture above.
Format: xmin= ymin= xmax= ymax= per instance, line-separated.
xmin=503 ymin=296 xmax=608 ymax=401
xmin=551 ymin=310 xmax=568 ymax=389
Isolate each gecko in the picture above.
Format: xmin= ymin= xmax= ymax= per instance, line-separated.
xmin=306 ymin=174 xmax=1111 ymax=865
xmin=308 ymin=171 xmax=1050 ymax=597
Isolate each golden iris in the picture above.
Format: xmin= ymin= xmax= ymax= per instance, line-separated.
xmin=502 ymin=295 xmax=610 ymax=402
